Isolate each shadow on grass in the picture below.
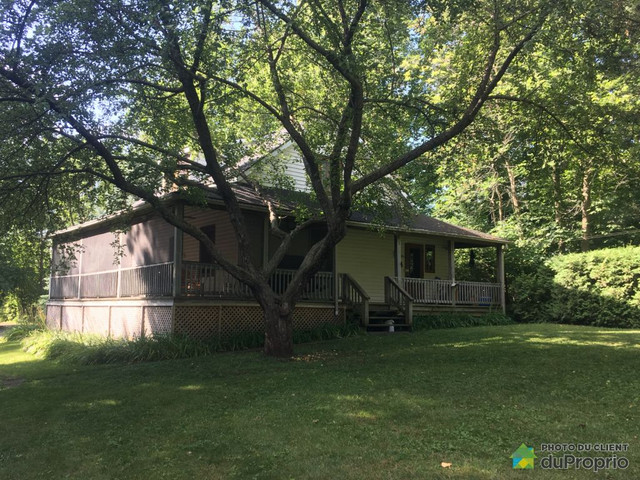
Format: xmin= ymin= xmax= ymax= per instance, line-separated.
xmin=428 ymin=324 xmax=640 ymax=350
xmin=1 ymin=325 xmax=639 ymax=479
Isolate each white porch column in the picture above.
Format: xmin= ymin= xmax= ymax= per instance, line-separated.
xmin=116 ymin=233 xmax=123 ymax=298
xmin=448 ymin=240 xmax=456 ymax=306
xmin=262 ymin=215 xmax=269 ymax=269
xmin=448 ymin=240 xmax=456 ymax=282
xmin=77 ymin=238 xmax=84 ymax=299
xmin=172 ymin=204 xmax=184 ymax=297
xmin=497 ymin=244 xmax=506 ymax=314
xmin=395 ymin=235 xmax=402 ymax=281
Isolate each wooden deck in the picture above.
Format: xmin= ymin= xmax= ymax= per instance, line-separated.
xmin=49 ymin=265 xmax=504 ymax=330
xmin=49 ymin=262 xmax=335 ymax=302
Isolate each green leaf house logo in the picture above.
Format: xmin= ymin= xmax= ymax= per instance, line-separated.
xmin=511 ymin=443 xmax=537 ymax=469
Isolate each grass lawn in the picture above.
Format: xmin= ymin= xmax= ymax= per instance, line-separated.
xmin=1 ymin=323 xmax=639 ymax=479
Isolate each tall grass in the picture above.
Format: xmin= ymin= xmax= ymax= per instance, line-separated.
xmin=21 ymin=321 xmax=361 ymax=365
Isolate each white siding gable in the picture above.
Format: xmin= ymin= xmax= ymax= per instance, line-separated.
xmin=245 ymin=141 xmax=309 ymax=192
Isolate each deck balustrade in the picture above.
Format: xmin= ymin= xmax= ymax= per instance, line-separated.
xmin=50 ymin=263 xmax=501 ymax=308
xmin=396 ymin=277 xmax=501 ymax=306
xmin=50 ymin=262 xmax=334 ymax=301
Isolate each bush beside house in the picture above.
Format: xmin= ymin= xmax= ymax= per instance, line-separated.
xmin=510 ymin=246 xmax=640 ymax=327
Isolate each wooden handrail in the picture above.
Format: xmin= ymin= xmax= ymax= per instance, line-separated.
xmin=340 ymin=273 xmax=370 ymax=326
xmin=385 ymin=276 xmax=414 ymax=326
xmin=385 ymin=276 xmax=414 ymax=301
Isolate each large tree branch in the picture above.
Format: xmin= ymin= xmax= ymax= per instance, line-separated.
xmin=351 ymin=12 xmax=546 ymax=194
xmin=96 ymin=134 xmax=207 ymax=173
xmin=487 ymin=94 xmax=595 ymax=157
xmin=97 ymin=77 xmax=184 ymax=93
xmin=256 ymin=4 xmax=334 ymax=215
xmin=191 ymin=0 xmax=214 ymax=74
xmin=257 ymin=0 xmax=363 ymax=87
xmin=9 ymin=0 xmax=37 ymax=68
xmin=344 ymin=0 xmax=368 ymax=47
xmin=159 ymin=13 xmax=277 ymax=286
xmin=0 ymin=65 xmax=259 ymax=286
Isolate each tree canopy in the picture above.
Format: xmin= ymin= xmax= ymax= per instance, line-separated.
xmin=404 ymin=0 xmax=640 ymax=263
xmin=1 ymin=0 xmax=616 ymax=354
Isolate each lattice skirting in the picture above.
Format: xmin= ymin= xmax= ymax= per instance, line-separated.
xmin=175 ymin=304 xmax=346 ymax=340
xmin=47 ymin=301 xmax=345 ymax=341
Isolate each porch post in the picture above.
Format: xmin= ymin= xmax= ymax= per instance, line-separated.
xmin=448 ymin=240 xmax=456 ymax=306
xmin=497 ymin=244 xmax=506 ymax=314
xmin=172 ymin=204 xmax=184 ymax=298
xmin=262 ymin=215 xmax=269 ymax=269
xmin=395 ymin=235 xmax=402 ymax=281
xmin=116 ymin=233 xmax=123 ymax=298
xmin=77 ymin=238 xmax=84 ymax=299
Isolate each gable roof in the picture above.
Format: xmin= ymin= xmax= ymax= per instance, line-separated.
xmin=203 ymin=183 xmax=508 ymax=246
xmin=52 ymin=182 xmax=507 ymax=246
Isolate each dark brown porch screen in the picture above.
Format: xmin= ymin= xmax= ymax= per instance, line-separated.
xmin=199 ymin=225 xmax=216 ymax=263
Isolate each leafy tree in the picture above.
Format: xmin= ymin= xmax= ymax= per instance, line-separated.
xmin=1 ymin=0 xmax=553 ymax=356
xmin=406 ymin=0 xmax=640 ymax=259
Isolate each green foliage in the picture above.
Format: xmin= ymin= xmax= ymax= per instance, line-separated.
xmin=412 ymin=312 xmax=513 ymax=330
xmin=510 ymin=246 xmax=640 ymax=327
xmin=405 ymin=0 xmax=640 ymax=264
xmin=1 ymin=292 xmax=46 ymax=342
xmin=21 ymin=322 xmax=362 ymax=365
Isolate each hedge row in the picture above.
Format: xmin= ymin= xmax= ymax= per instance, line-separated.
xmin=510 ymin=246 xmax=640 ymax=327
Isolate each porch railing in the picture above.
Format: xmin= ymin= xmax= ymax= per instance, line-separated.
xmin=270 ymin=269 xmax=334 ymax=301
xmin=181 ymin=262 xmax=334 ymax=301
xmin=340 ymin=273 xmax=369 ymax=325
xmin=50 ymin=261 xmax=335 ymax=301
xmin=396 ymin=277 xmax=501 ymax=306
xmin=50 ymin=262 xmax=174 ymax=299
xmin=385 ymin=276 xmax=413 ymax=325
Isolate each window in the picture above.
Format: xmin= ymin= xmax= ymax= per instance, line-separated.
xmin=199 ymin=225 xmax=216 ymax=263
xmin=405 ymin=244 xmax=423 ymax=278
xmin=424 ymin=245 xmax=436 ymax=273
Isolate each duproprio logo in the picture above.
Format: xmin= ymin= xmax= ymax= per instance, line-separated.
xmin=511 ymin=443 xmax=537 ymax=469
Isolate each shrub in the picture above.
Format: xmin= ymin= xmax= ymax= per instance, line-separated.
xmin=509 ymin=246 xmax=640 ymax=327
xmin=2 ymin=297 xmax=47 ymax=341
xmin=508 ymin=268 xmax=554 ymax=323
xmin=412 ymin=312 xmax=513 ymax=331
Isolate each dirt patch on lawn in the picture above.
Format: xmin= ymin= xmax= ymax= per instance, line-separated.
xmin=1 ymin=376 xmax=25 ymax=389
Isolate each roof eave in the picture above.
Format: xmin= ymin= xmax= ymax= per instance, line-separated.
xmin=345 ymin=220 xmax=509 ymax=246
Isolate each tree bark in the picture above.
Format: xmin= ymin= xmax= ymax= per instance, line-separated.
xmin=504 ymin=161 xmax=520 ymax=215
xmin=580 ymin=167 xmax=593 ymax=252
xmin=262 ymin=301 xmax=294 ymax=357
xmin=552 ymin=159 xmax=564 ymax=251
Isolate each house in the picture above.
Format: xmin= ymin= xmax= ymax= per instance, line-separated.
xmin=46 ymin=146 xmax=507 ymax=339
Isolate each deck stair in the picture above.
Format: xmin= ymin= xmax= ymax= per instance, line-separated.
xmin=366 ymin=303 xmax=411 ymax=332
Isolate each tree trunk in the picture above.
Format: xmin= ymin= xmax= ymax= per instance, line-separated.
xmin=489 ymin=185 xmax=496 ymax=226
xmin=580 ymin=168 xmax=593 ymax=252
xmin=504 ymin=161 xmax=520 ymax=215
xmin=552 ymin=160 xmax=564 ymax=251
xmin=262 ymin=301 xmax=294 ymax=357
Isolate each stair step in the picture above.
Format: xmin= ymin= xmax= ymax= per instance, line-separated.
xmin=366 ymin=323 xmax=411 ymax=328
xmin=368 ymin=320 xmax=404 ymax=325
